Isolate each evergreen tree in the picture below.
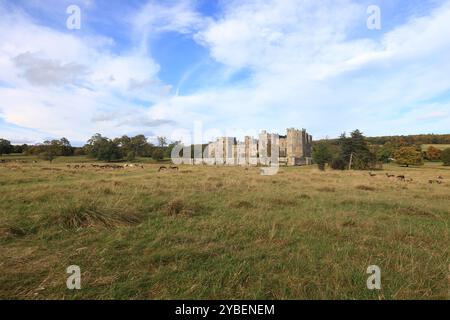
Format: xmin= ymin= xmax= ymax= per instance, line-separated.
xmin=312 ymin=142 xmax=332 ymax=171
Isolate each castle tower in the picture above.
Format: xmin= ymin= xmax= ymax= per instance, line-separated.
xmin=258 ymin=130 xmax=271 ymax=165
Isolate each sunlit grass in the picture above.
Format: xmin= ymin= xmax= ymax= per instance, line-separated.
xmin=0 ymin=159 xmax=448 ymax=299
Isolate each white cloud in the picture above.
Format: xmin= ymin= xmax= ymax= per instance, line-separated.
xmin=0 ymin=2 xmax=174 ymax=143
xmin=133 ymin=0 xmax=206 ymax=36
xmin=163 ymin=0 xmax=450 ymax=140
xmin=13 ymin=52 xmax=88 ymax=86
xmin=1 ymin=0 xmax=450 ymax=145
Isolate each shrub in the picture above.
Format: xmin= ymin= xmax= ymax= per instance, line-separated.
xmin=331 ymin=158 xmax=346 ymax=170
xmin=152 ymin=148 xmax=164 ymax=161
xmin=442 ymin=148 xmax=450 ymax=166
xmin=73 ymin=148 xmax=86 ymax=156
xmin=312 ymin=142 xmax=331 ymax=171
xmin=126 ymin=151 xmax=136 ymax=161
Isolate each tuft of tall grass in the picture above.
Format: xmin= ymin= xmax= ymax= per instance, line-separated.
xmin=49 ymin=200 xmax=142 ymax=229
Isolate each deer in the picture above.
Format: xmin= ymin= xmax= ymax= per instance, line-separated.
xmin=158 ymin=166 xmax=167 ymax=172
xmin=397 ymin=175 xmax=405 ymax=181
xmin=369 ymin=172 xmax=376 ymax=177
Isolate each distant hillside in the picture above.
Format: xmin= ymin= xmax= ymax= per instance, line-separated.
xmin=317 ymin=133 xmax=450 ymax=146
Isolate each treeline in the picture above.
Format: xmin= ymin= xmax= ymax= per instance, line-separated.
xmin=366 ymin=133 xmax=450 ymax=146
xmin=313 ymin=130 xmax=450 ymax=170
xmin=319 ymin=133 xmax=450 ymax=147
xmin=0 ymin=134 xmax=178 ymax=162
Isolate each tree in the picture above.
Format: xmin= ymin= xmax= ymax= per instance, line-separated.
xmin=73 ymin=148 xmax=86 ymax=156
xmin=58 ymin=137 xmax=73 ymax=156
xmin=394 ymin=147 xmax=423 ymax=167
xmin=157 ymin=136 xmax=168 ymax=147
xmin=126 ymin=151 xmax=136 ymax=161
xmin=330 ymin=158 xmax=346 ymax=170
xmin=85 ymin=134 xmax=122 ymax=161
xmin=39 ymin=140 xmax=61 ymax=163
xmin=115 ymin=135 xmax=150 ymax=158
xmin=0 ymin=139 xmax=13 ymax=156
xmin=312 ymin=142 xmax=332 ymax=170
xmin=165 ymin=141 xmax=181 ymax=159
xmin=338 ymin=130 xmax=377 ymax=170
xmin=151 ymin=148 xmax=164 ymax=161
xmin=425 ymin=146 xmax=442 ymax=161
xmin=376 ymin=142 xmax=395 ymax=163
xmin=12 ymin=144 xmax=28 ymax=154
xmin=441 ymin=148 xmax=450 ymax=166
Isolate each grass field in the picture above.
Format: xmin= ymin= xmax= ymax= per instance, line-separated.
xmin=421 ymin=144 xmax=450 ymax=151
xmin=0 ymin=157 xmax=449 ymax=299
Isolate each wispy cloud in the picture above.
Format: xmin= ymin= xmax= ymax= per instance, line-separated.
xmin=1 ymin=0 xmax=450 ymax=145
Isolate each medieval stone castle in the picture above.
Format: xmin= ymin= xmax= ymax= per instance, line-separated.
xmin=199 ymin=128 xmax=313 ymax=166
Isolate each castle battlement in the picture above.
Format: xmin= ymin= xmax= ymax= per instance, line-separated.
xmin=202 ymin=128 xmax=312 ymax=166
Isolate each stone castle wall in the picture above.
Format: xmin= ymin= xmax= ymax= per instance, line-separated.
xmin=201 ymin=128 xmax=312 ymax=166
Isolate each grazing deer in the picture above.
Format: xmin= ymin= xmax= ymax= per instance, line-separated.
xmin=369 ymin=172 xmax=376 ymax=177
xmin=438 ymin=176 xmax=444 ymax=180
xmin=170 ymin=166 xmax=179 ymax=171
xmin=385 ymin=173 xmax=395 ymax=178
xmin=158 ymin=166 xmax=167 ymax=172
xmin=397 ymin=175 xmax=405 ymax=181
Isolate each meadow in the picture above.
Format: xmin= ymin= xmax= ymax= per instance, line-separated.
xmin=0 ymin=156 xmax=449 ymax=299
xmin=421 ymin=144 xmax=450 ymax=151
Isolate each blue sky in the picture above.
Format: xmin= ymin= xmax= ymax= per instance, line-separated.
xmin=1 ymin=0 xmax=450 ymax=145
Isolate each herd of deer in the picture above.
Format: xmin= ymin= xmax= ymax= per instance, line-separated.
xmin=368 ymin=172 xmax=444 ymax=184
xmin=65 ymin=163 xmax=180 ymax=172
xmin=67 ymin=164 xmax=145 ymax=170
xmin=158 ymin=166 xmax=179 ymax=172
xmin=0 ymin=159 xmax=37 ymax=164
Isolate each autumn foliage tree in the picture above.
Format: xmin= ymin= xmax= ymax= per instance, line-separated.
xmin=425 ymin=146 xmax=442 ymax=161
xmin=394 ymin=147 xmax=423 ymax=167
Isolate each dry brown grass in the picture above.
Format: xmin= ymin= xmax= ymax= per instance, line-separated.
xmin=0 ymin=159 xmax=449 ymax=299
